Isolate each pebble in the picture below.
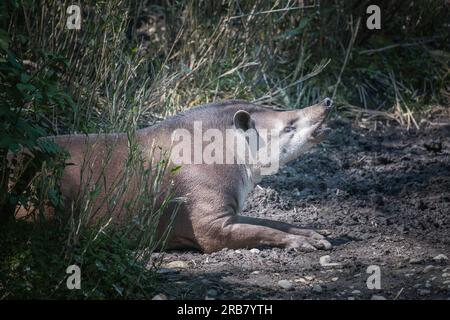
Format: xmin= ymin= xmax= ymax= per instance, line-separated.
xmin=347 ymin=297 xmax=355 ymax=300
xmin=250 ymin=248 xmax=261 ymax=254
xmin=294 ymin=278 xmax=307 ymax=284
xmin=409 ymin=258 xmax=423 ymax=264
xmin=433 ymin=254 xmax=449 ymax=262
xmin=418 ymin=289 xmax=431 ymax=296
xmin=251 ymin=271 xmax=260 ymax=275
xmin=163 ymin=260 xmax=189 ymax=269
xmin=331 ymin=277 xmax=339 ymax=282
xmin=278 ymin=280 xmax=294 ymax=290
xmin=312 ymin=284 xmax=323 ymax=293
xmin=207 ymin=289 xmax=218 ymax=297
xmin=305 ymin=276 xmax=314 ymax=281
xmin=442 ymin=273 xmax=450 ymax=278
xmin=152 ymin=293 xmax=168 ymax=300
xmin=235 ymin=250 xmax=242 ymax=254
xmin=423 ymin=265 xmax=436 ymax=273
xmin=371 ymin=295 xmax=387 ymax=300
xmin=157 ymin=268 xmax=179 ymax=274
xmin=351 ymin=290 xmax=362 ymax=295
xmin=319 ymin=255 xmax=342 ymax=268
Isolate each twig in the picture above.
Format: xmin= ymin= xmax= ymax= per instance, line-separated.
xmin=359 ymin=37 xmax=443 ymax=55
xmin=390 ymin=71 xmax=419 ymax=130
xmin=226 ymin=3 xmax=319 ymax=21
xmin=332 ymin=17 xmax=361 ymax=100
xmin=253 ymin=59 xmax=331 ymax=103
xmin=394 ymin=287 xmax=404 ymax=300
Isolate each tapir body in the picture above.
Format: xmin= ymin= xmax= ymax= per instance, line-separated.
xmin=15 ymin=99 xmax=334 ymax=253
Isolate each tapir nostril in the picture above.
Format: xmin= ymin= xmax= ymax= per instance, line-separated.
xmin=323 ymin=98 xmax=333 ymax=108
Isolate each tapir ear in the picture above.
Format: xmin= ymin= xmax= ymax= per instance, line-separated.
xmin=233 ymin=110 xmax=255 ymax=131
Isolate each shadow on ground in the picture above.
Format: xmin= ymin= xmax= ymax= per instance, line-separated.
xmin=153 ymin=112 xmax=450 ymax=300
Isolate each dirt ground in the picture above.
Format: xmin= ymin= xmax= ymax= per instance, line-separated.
xmin=151 ymin=109 xmax=450 ymax=300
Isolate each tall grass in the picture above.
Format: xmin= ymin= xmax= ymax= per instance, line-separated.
xmin=7 ymin=0 xmax=448 ymax=128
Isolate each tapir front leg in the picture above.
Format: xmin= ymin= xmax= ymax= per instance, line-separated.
xmin=234 ymin=216 xmax=332 ymax=244
xmin=193 ymin=214 xmax=331 ymax=253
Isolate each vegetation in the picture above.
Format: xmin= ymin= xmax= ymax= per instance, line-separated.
xmin=0 ymin=0 xmax=448 ymax=299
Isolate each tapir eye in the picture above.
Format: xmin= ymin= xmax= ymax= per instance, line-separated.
xmin=284 ymin=126 xmax=296 ymax=133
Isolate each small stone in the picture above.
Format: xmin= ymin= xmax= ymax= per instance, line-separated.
xmin=305 ymin=276 xmax=314 ymax=281
xmin=250 ymin=248 xmax=261 ymax=254
xmin=433 ymin=254 xmax=449 ymax=262
xmin=371 ymin=295 xmax=386 ymax=300
xmin=152 ymin=293 xmax=168 ymax=300
xmin=278 ymin=280 xmax=294 ymax=290
xmin=351 ymin=290 xmax=362 ymax=295
xmin=331 ymin=277 xmax=339 ymax=282
xmin=319 ymin=255 xmax=342 ymax=268
xmin=418 ymin=289 xmax=431 ymax=296
xmin=312 ymin=284 xmax=323 ymax=293
xmin=251 ymin=271 xmax=260 ymax=275
xmin=320 ymin=255 xmax=332 ymax=265
xmin=157 ymin=268 xmax=179 ymax=274
xmin=163 ymin=260 xmax=189 ymax=269
xmin=347 ymin=297 xmax=355 ymax=300
xmin=207 ymin=289 xmax=218 ymax=297
xmin=294 ymin=278 xmax=307 ymax=284
xmin=235 ymin=250 xmax=242 ymax=254
xmin=423 ymin=265 xmax=436 ymax=273
xmin=442 ymin=273 xmax=450 ymax=278
xmin=409 ymin=258 xmax=423 ymax=264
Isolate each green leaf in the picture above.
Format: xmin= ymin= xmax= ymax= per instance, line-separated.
xmin=0 ymin=29 xmax=10 ymax=50
xmin=16 ymin=82 xmax=36 ymax=92
xmin=278 ymin=18 xmax=310 ymax=39
xmin=95 ymin=260 xmax=107 ymax=271
xmin=20 ymin=72 xmax=30 ymax=83
xmin=112 ymin=284 xmax=124 ymax=296
xmin=6 ymin=49 xmax=22 ymax=69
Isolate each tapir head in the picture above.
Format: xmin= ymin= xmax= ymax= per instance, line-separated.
xmin=232 ymin=98 xmax=334 ymax=170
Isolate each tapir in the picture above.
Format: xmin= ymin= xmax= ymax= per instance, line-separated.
xmin=14 ymin=98 xmax=334 ymax=253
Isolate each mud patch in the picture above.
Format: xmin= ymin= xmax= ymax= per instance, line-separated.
xmin=152 ymin=113 xmax=450 ymax=300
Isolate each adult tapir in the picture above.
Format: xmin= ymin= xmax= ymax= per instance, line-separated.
xmin=14 ymin=98 xmax=335 ymax=253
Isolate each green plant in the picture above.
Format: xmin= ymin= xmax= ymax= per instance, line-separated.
xmin=0 ymin=0 xmax=179 ymax=299
xmin=0 ymin=0 xmax=74 ymax=223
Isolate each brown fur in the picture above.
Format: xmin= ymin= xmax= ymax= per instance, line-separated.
xmin=15 ymin=99 xmax=334 ymax=253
